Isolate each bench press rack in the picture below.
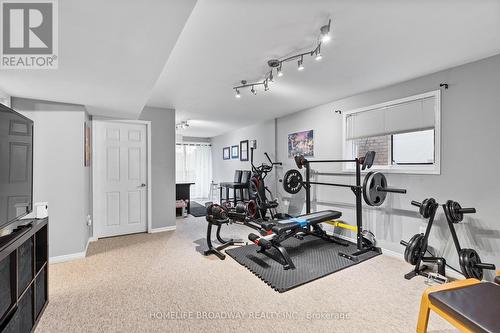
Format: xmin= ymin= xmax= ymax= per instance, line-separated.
xmin=283 ymin=151 xmax=407 ymax=262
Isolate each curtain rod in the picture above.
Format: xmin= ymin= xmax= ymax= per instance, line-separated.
xmin=176 ymin=142 xmax=212 ymax=146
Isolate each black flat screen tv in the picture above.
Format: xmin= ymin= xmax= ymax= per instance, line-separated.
xmin=0 ymin=103 xmax=33 ymax=230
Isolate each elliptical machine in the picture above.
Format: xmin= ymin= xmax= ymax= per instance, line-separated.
xmin=247 ymin=147 xmax=285 ymax=220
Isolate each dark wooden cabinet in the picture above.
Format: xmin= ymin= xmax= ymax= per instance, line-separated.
xmin=0 ymin=218 xmax=48 ymax=333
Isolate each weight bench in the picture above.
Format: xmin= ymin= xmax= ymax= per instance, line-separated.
xmin=248 ymin=210 xmax=348 ymax=270
xmin=417 ymin=270 xmax=500 ymax=333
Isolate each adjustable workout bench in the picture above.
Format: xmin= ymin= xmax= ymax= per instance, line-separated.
xmin=417 ymin=270 xmax=500 ymax=333
xmin=248 ymin=210 xmax=348 ymax=270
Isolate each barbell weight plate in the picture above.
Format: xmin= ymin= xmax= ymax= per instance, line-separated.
xmin=420 ymin=199 xmax=429 ymax=218
xmin=404 ymin=234 xmax=423 ymax=265
xmin=459 ymin=248 xmax=483 ymax=280
xmin=420 ymin=198 xmax=436 ymax=219
xmin=282 ymin=169 xmax=303 ymax=194
xmin=362 ymin=171 xmax=388 ymax=207
xmin=451 ymin=201 xmax=463 ymax=223
xmin=361 ymin=230 xmax=376 ymax=247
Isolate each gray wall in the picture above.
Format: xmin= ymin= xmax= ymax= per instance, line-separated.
xmin=212 ymin=54 xmax=500 ymax=279
xmin=13 ymin=98 xmax=91 ymax=258
xmin=211 ymin=120 xmax=277 ymax=193
xmin=139 ymin=106 xmax=176 ymax=229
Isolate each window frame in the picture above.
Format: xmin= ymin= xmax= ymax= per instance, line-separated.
xmin=342 ymin=90 xmax=441 ymax=175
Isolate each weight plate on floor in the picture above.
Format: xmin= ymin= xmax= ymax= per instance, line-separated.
xmin=283 ymin=169 xmax=303 ymax=194
xmin=362 ymin=171 xmax=388 ymax=206
xmin=459 ymin=248 xmax=483 ymax=280
xmin=361 ymin=230 xmax=376 ymax=247
xmin=404 ymin=234 xmax=424 ymax=265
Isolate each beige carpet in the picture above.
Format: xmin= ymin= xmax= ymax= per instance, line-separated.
xmin=35 ymin=216 xmax=457 ymax=333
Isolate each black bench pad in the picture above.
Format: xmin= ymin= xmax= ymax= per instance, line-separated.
xmin=429 ymin=282 xmax=500 ymax=333
xmin=271 ymin=210 xmax=342 ymax=235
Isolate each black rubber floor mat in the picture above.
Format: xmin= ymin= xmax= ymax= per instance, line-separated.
xmin=226 ymin=235 xmax=380 ymax=292
xmin=189 ymin=201 xmax=207 ymax=217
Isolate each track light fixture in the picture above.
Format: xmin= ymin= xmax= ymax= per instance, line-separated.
xmin=175 ymin=120 xmax=189 ymax=130
xmin=297 ymin=56 xmax=304 ymax=71
xmin=315 ymin=44 xmax=322 ymax=61
xmin=320 ymin=19 xmax=331 ymax=43
xmin=233 ymin=18 xmax=331 ymax=97
xmin=277 ymin=65 xmax=283 ymax=77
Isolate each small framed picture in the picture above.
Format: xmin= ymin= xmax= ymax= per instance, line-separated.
xmin=231 ymin=145 xmax=239 ymax=159
xmin=240 ymin=140 xmax=249 ymax=161
xmin=223 ymin=147 xmax=230 ymax=160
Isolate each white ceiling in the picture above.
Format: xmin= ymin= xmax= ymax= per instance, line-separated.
xmin=148 ymin=0 xmax=500 ymax=137
xmin=1 ymin=1 xmax=499 ymax=134
xmin=0 ymin=0 xmax=196 ymax=118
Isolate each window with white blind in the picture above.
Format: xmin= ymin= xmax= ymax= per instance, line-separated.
xmin=342 ymin=90 xmax=441 ymax=174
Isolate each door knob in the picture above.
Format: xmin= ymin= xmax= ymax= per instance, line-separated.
xmin=139 ymin=183 xmax=147 ymax=188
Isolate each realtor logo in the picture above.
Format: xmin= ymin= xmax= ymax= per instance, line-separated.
xmin=1 ymin=0 xmax=58 ymax=69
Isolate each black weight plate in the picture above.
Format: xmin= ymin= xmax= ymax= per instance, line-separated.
xmin=363 ymin=171 xmax=387 ymax=206
xmin=443 ymin=200 xmax=453 ymax=222
xmin=420 ymin=198 xmax=436 ymax=218
xmin=420 ymin=199 xmax=429 ymax=218
xmin=404 ymin=234 xmax=423 ymax=265
xmin=460 ymin=248 xmax=483 ymax=280
xmin=451 ymin=201 xmax=463 ymax=223
xmin=283 ymin=169 xmax=303 ymax=194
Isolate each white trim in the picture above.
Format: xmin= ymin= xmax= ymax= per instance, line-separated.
xmin=326 ymin=232 xmax=465 ymax=280
xmin=92 ymin=119 xmax=152 ymax=238
xmin=341 ymin=90 xmax=441 ymax=175
xmin=49 ymin=235 xmax=95 ymax=263
xmin=381 ymin=246 xmax=463 ymax=280
xmin=149 ymin=225 xmax=176 ymax=233
xmin=49 ymin=251 xmax=86 ymax=263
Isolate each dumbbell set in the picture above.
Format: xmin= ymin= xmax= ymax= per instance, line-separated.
xmin=401 ymin=198 xmax=495 ymax=280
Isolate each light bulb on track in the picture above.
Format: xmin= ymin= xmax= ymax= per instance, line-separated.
xmin=298 ymin=57 xmax=304 ymax=71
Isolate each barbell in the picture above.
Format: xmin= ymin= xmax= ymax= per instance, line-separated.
xmin=282 ymin=169 xmax=406 ymax=207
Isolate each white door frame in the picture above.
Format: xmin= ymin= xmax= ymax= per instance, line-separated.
xmin=92 ymin=119 xmax=152 ymax=239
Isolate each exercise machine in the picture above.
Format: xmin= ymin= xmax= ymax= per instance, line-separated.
xmin=247 ymin=210 xmax=347 ymax=269
xmin=401 ymin=198 xmax=495 ymax=280
xmin=247 ymin=147 xmax=283 ymax=220
xmin=282 ymin=151 xmax=407 ymax=261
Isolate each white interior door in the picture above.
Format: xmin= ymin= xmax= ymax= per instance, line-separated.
xmin=93 ymin=121 xmax=148 ymax=238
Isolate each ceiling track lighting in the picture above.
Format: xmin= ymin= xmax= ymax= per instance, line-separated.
xmin=175 ymin=120 xmax=189 ymax=130
xmin=233 ymin=19 xmax=331 ymax=98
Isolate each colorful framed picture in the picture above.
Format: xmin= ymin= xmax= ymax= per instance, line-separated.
xmin=288 ymin=129 xmax=314 ymax=158
xmin=223 ymin=147 xmax=230 ymax=160
xmin=231 ymin=145 xmax=239 ymax=159
xmin=240 ymin=140 xmax=249 ymax=161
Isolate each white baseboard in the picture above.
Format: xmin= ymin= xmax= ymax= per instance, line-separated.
xmin=49 ymin=250 xmax=87 ymax=264
xmin=49 ymin=235 xmax=95 ymax=264
xmin=149 ymin=225 xmax=176 ymax=233
xmin=327 ymin=232 xmax=465 ymax=280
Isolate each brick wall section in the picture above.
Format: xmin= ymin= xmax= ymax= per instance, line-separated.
xmin=355 ymin=135 xmax=389 ymax=165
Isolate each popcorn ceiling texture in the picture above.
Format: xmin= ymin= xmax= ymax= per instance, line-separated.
xmin=36 ymin=215 xmax=456 ymax=333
